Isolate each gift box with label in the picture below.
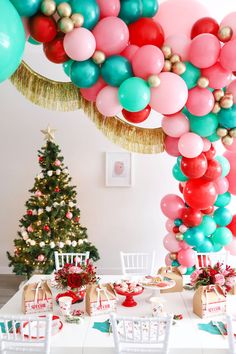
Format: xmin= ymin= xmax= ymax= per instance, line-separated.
xmin=193 ymin=284 xmax=226 ymax=318
xmin=85 ymin=283 xmax=117 ymax=316
xmin=158 ymin=266 xmax=183 ymax=293
xmin=22 ymin=281 xmax=53 ymax=314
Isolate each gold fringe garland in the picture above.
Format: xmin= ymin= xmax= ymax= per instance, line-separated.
xmin=10 ymin=61 xmax=165 ymax=154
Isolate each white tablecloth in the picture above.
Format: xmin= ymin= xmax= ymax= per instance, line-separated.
xmin=0 ymin=274 xmax=235 ymax=354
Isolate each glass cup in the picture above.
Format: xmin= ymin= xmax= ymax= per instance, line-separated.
xmin=58 ymin=296 xmax=72 ymax=316
xmin=150 ymin=297 xmax=164 ymax=317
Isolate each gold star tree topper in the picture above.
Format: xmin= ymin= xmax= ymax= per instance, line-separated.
xmin=41 ymin=125 xmax=56 ymax=142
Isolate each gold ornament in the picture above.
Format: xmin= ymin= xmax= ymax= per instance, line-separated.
xmin=170 ymin=253 xmax=177 ymax=261
xmin=217 ymin=127 xmax=228 ymax=137
xmin=41 ymin=125 xmax=56 ymax=142
xmin=58 ymin=17 xmax=74 ymax=33
xmin=175 ymin=233 xmax=184 ymax=242
xmin=229 ymin=128 xmax=236 ymax=138
xmin=71 ymin=13 xmax=84 ymax=28
xmin=213 ymin=89 xmax=225 ymax=102
xmin=212 ymin=102 xmax=221 ymax=114
xmin=222 ymin=135 xmax=234 ymax=145
xmin=57 ymin=2 xmax=72 ymax=17
xmin=172 ymin=62 xmax=186 ymax=75
xmin=92 ymin=50 xmax=106 ymax=65
xmin=220 ymin=96 xmax=234 ymax=109
xmin=161 ymin=45 xmax=172 ymax=59
xmin=41 ymin=0 xmax=56 ymax=16
xmin=218 ymin=26 xmax=233 ymax=42
xmin=147 ymin=75 xmax=161 ymax=88
xmin=197 ymin=76 xmax=209 ymax=88
xmin=163 ymin=60 xmax=172 ymax=72
xmin=170 ymin=54 xmax=181 ymax=64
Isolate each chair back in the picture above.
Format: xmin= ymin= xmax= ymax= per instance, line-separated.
xmin=227 ymin=315 xmax=236 ymax=354
xmin=110 ymin=313 xmax=173 ymax=354
xmin=54 ymin=251 xmax=90 ymax=270
xmin=120 ymin=251 xmax=155 ymax=276
xmin=0 ymin=314 xmax=52 ymax=354
xmin=195 ymin=251 xmax=229 ymax=269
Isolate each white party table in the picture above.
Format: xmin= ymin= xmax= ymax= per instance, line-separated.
xmin=0 ymin=274 xmax=235 ymax=354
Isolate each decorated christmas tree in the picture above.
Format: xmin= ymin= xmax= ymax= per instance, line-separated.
xmin=7 ymin=126 xmax=99 ymax=277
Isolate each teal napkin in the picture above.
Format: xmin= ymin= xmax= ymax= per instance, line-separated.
xmin=92 ymin=319 xmax=111 ymax=333
xmin=0 ymin=321 xmax=20 ymax=334
xmin=198 ymin=321 xmax=227 ymax=335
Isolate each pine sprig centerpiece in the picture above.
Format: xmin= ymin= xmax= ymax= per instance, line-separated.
xmin=7 ymin=126 xmax=99 ymax=277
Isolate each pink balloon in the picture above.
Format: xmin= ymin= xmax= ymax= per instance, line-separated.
xmin=225 ymin=237 xmax=236 ymax=256
xmin=161 ymin=112 xmax=190 ymax=138
xmin=121 ymin=45 xmax=139 ymax=61
xmin=96 ymin=0 xmax=120 ymax=18
xmin=227 ymin=80 xmax=236 ymax=104
xmin=220 ymin=39 xmax=236 ymax=72
xmin=93 ymin=17 xmax=129 ymax=56
xmin=153 ymin=0 xmax=209 ymax=38
xmin=221 ymin=12 xmax=236 ymax=40
xmin=223 ymin=138 xmax=236 ymax=152
xmin=165 ymin=219 xmax=175 ymax=232
xmin=186 ymin=87 xmax=214 ymax=116
xmin=201 ymin=63 xmax=232 ymax=89
xmin=178 ymin=132 xmax=204 ymax=158
xmin=224 ymin=151 xmax=236 ymax=195
xmin=164 ymin=136 xmax=181 ymax=157
xmin=179 ymin=241 xmax=190 ymax=250
xmin=160 ymin=194 xmax=185 ymax=220
xmin=150 ymin=72 xmax=188 ymax=115
xmin=64 ymin=28 xmax=96 ymax=61
xmin=131 ymin=45 xmax=164 ymax=79
xmin=177 ymin=248 xmax=196 ymax=267
xmin=178 ymin=265 xmax=187 ymax=275
xmin=96 ymin=86 xmax=121 ymax=116
xmin=189 ymin=34 xmax=221 ymax=69
xmin=165 ymin=34 xmax=191 ymax=61
xmin=22 ymin=17 xmax=30 ymax=40
xmin=202 ymin=138 xmax=211 ymax=152
xmin=80 ymin=77 xmax=106 ymax=102
xmin=214 ymin=177 xmax=229 ymax=194
xmin=165 ymin=253 xmax=173 ymax=266
xmin=163 ymin=233 xmax=181 ymax=253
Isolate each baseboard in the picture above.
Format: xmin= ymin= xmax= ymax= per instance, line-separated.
xmin=0 ymin=266 xmax=13 ymax=274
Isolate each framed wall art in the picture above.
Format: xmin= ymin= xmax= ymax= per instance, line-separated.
xmin=105 ymin=152 xmax=133 ymax=187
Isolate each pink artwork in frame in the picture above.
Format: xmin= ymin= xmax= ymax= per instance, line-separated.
xmin=105 ymin=152 xmax=133 ymax=187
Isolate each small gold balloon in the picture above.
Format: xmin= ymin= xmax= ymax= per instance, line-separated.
xmin=163 ymin=60 xmax=172 ymax=72
xmin=222 ymin=135 xmax=234 ymax=146
xmin=57 ymin=2 xmax=72 ymax=17
xmin=218 ymin=26 xmax=233 ymax=43
xmin=170 ymin=54 xmax=181 ymax=64
xmin=71 ymin=13 xmax=84 ymax=27
xmin=229 ymin=128 xmax=236 ymax=138
xmin=212 ymin=102 xmax=221 ymax=114
xmin=213 ymin=89 xmax=225 ymax=102
xmin=172 ymin=62 xmax=186 ymax=75
xmin=147 ymin=75 xmax=161 ymax=88
xmin=161 ymin=45 xmax=172 ymax=59
xmin=92 ymin=50 xmax=106 ymax=65
xmin=220 ymin=96 xmax=234 ymax=109
xmin=197 ymin=76 xmax=209 ymax=88
xmin=217 ymin=127 xmax=228 ymax=137
xmin=58 ymin=17 xmax=74 ymax=33
xmin=170 ymin=253 xmax=177 ymax=261
xmin=41 ymin=0 xmax=56 ymax=16
xmin=175 ymin=233 xmax=184 ymax=242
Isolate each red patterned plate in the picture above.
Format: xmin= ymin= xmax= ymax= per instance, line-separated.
xmin=56 ymin=290 xmax=84 ymax=304
xmin=20 ymin=315 xmax=63 ymax=339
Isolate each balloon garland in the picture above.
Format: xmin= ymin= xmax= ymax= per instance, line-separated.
xmin=2 ymin=0 xmax=236 ymax=270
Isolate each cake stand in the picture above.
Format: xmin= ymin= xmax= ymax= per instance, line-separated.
xmin=114 ymin=286 xmax=144 ymax=307
xmin=141 ymin=278 xmax=176 ymax=302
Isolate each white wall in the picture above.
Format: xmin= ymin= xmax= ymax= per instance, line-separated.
xmin=0 ymin=0 xmax=235 ymax=274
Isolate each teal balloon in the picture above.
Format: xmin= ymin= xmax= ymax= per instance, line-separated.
xmin=181 ymin=62 xmax=200 ymax=89
xmin=10 ymin=0 xmax=41 ymax=16
xmin=28 ymin=36 xmax=41 ymax=45
xmin=215 ymin=156 xmax=230 ymax=177
xmin=198 ymin=215 xmax=216 ymax=236
xmin=186 ymin=112 xmax=218 ymax=138
xmin=119 ymin=0 xmax=142 ymax=24
xmin=207 ymin=131 xmax=220 ymax=142
xmin=218 ymin=105 xmax=236 ymax=129
xmin=118 ymin=77 xmax=151 ymax=112
xmin=172 ymin=260 xmax=180 ymax=267
xmin=0 ymin=0 xmax=25 ymax=83
xmin=174 ymin=218 xmax=182 ymax=227
xmin=101 ymin=56 xmax=133 ymax=87
xmin=195 ymin=238 xmax=214 ymax=253
xmin=185 ymin=266 xmax=195 ymax=275
xmin=214 ymin=192 xmax=231 ymax=207
xmin=63 ymin=59 xmax=74 ymax=77
xmin=184 ymin=228 xmax=205 ymax=247
xmin=70 ymin=60 xmax=100 ymax=88
xmin=212 ymin=227 xmax=232 ymax=246
xmin=212 ymin=242 xmax=223 ymax=252
xmin=172 ymin=163 xmax=188 ymax=182
xmin=177 ymin=156 xmax=182 ymax=166
xmin=55 ymin=0 xmax=69 ymax=3
xmin=70 ymin=0 xmax=100 ymax=29
xmin=213 ymin=207 xmax=232 ymax=227
xmin=141 ymin=0 xmax=158 ymax=17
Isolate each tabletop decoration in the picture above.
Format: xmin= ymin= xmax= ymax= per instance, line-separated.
xmin=65 ymin=309 xmax=84 ymax=324
xmin=114 ymin=280 xmax=144 ymax=307
xmin=22 ymin=281 xmax=53 ymax=314
xmin=198 ymin=321 xmax=227 ymax=336
xmin=92 ymin=319 xmax=111 ymax=333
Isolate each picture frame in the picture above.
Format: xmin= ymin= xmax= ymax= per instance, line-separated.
xmin=105 ymin=152 xmax=133 ymax=187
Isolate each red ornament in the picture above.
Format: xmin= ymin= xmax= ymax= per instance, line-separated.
xmin=27 ymin=210 xmax=33 ymax=216
xmin=181 ymin=207 xmax=202 ymax=227
xmin=204 ymin=144 xmax=216 ymax=160
xmin=180 ymin=153 xmax=208 ymax=179
xmin=122 ymin=105 xmax=151 ymax=124
xmin=173 ymin=226 xmax=179 ymax=233
xmin=183 ymin=178 xmax=217 ymax=210
xmin=74 ymin=216 xmax=80 ymax=222
xmin=228 ymin=215 xmax=236 ymax=236
xmin=55 ymin=186 xmax=60 ymax=193
xmin=191 ymin=17 xmax=219 ymax=39
xmin=38 ymin=156 xmax=43 ymax=162
xmin=204 ymin=159 xmax=222 ymax=181
xmin=128 ymin=18 xmax=164 ymax=48
xmin=43 ymin=34 xmax=69 ymax=64
xmin=29 ymin=14 xmax=57 ymax=43
xmin=43 ymin=225 xmax=50 ymax=232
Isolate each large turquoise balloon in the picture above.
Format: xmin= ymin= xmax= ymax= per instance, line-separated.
xmin=0 ymin=0 xmax=25 ymax=83
xmin=70 ymin=0 xmax=100 ymax=29
xmin=181 ymin=62 xmax=200 ymax=89
xmin=119 ymin=0 xmax=142 ymax=24
xmin=214 ymin=192 xmax=231 ymax=207
xmin=218 ymin=105 xmax=236 ymax=129
xmin=215 ymin=156 xmax=230 ymax=177
xmin=70 ymin=60 xmax=100 ymax=88
xmin=10 ymin=0 xmax=41 ymax=16
xmin=172 ymin=163 xmax=188 ymax=182
xmin=186 ymin=112 xmax=218 ymax=138
xmin=198 ymin=215 xmax=216 ymax=236
xmin=63 ymin=59 xmax=74 ymax=77
xmin=118 ymin=77 xmax=151 ymax=112
xmin=101 ymin=56 xmax=133 ymax=87
xmin=196 ymin=238 xmax=214 ymax=253
xmin=141 ymin=0 xmax=159 ymax=17
xmin=212 ymin=227 xmax=232 ymax=246
xmin=213 ymin=207 xmax=232 ymax=227
xmin=184 ymin=228 xmax=205 ymax=247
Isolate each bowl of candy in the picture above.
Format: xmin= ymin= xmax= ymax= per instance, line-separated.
xmin=114 ymin=281 xmax=144 ymax=307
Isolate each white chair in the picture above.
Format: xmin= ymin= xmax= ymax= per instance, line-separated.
xmin=227 ymin=315 xmax=236 ymax=354
xmin=195 ymin=251 xmax=229 ymax=269
xmin=110 ymin=313 xmax=173 ymax=354
xmin=54 ymin=251 xmax=90 ymax=270
xmin=120 ymin=251 xmax=156 ymax=277
xmin=0 ymin=314 xmax=52 ymax=354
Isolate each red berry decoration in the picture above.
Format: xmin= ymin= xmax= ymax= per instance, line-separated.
xmin=43 ymin=34 xmax=69 ymax=64
xmin=191 ymin=17 xmax=219 ymax=39
xmin=27 ymin=210 xmax=33 ymax=216
xmin=29 ymin=14 xmax=57 ymax=43
xmin=74 ymin=216 xmax=80 ymax=222
xmin=122 ymin=105 xmax=151 ymax=124
xmin=43 ymin=225 xmax=50 ymax=232
xmin=129 ymin=18 xmax=164 ymax=48
xmin=55 ymin=186 xmax=60 ymax=193
xmin=181 ymin=207 xmax=202 ymax=227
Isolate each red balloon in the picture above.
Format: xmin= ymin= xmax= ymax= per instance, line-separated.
xmin=204 ymin=144 xmax=216 ymax=160
xmin=122 ymin=105 xmax=151 ymax=124
xmin=29 ymin=14 xmax=57 ymax=43
xmin=43 ymin=34 xmax=69 ymax=64
xmin=183 ymin=178 xmax=217 ymax=210
xmin=181 ymin=207 xmax=202 ymax=227
xmin=191 ymin=17 xmax=219 ymax=39
xmin=227 ymin=215 xmax=236 ymax=236
xmin=173 ymin=226 xmax=179 ymax=233
xmin=201 ymin=206 xmax=214 ymax=214
xmin=181 ymin=153 xmax=208 ymax=179
xmin=128 ymin=18 xmax=164 ymax=48
xmin=204 ymin=159 xmax=222 ymax=181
